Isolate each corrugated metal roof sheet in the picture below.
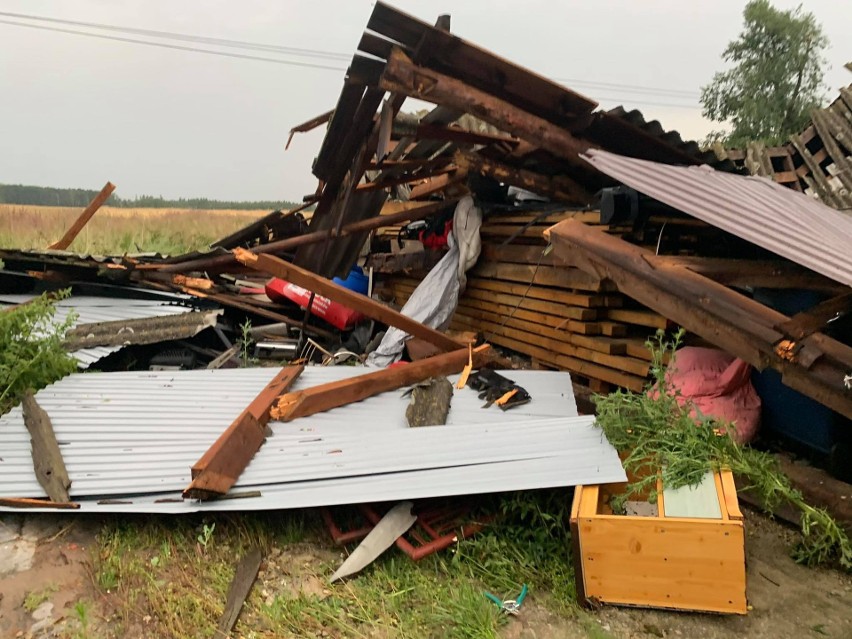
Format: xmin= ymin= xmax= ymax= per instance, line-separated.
xmin=0 ymin=295 xmax=197 ymax=368
xmin=582 ymin=149 xmax=852 ymax=288
xmin=0 ymin=367 xmax=625 ymax=513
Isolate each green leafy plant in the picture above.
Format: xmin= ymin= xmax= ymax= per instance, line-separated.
xmin=238 ymin=318 xmax=256 ymax=367
xmin=0 ymin=289 xmax=77 ymax=414
xmin=197 ymin=522 xmax=215 ymax=549
xmin=594 ymin=329 xmax=852 ymax=570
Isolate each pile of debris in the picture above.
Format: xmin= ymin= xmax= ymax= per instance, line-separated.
xmin=2 ymin=0 xmax=852 ymax=619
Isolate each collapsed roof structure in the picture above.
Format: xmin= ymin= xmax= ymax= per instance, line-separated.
xmin=1 ymin=2 xmax=850 ymax=519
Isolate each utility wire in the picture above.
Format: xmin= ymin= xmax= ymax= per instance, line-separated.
xmin=0 ymin=13 xmax=701 ymax=108
xmin=0 ymin=10 xmax=352 ymax=61
xmin=0 ymin=19 xmax=348 ymax=71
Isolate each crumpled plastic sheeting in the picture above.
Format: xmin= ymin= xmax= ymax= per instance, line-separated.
xmin=366 ymin=196 xmax=482 ymax=367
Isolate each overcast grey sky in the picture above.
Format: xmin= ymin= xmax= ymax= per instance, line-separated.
xmin=0 ymin=1 xmax=849 ymax=202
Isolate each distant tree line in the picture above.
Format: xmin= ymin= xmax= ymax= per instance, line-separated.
xmin=0 ymin=183 xmax=299 ymax=211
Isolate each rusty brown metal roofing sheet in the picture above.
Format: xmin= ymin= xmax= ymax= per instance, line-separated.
xmin=582 ymin=149 xmax=852 ymax=288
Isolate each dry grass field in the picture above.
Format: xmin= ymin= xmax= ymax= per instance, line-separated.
xmin=0 ymin=204 xmax=271 ymax=255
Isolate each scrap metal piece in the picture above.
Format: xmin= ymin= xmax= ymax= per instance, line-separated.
xmin=330 ymin=501 xmax=417 ymax=582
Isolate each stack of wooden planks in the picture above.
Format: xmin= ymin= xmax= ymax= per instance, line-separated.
xmin=386 ymin=209 xmax=672 ymax=392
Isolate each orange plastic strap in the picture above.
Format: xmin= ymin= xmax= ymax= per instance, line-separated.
xmin=456 ymin=343 xmax=474 ymax=389
xmin=495 ymin=388 xmax=518 ymax=406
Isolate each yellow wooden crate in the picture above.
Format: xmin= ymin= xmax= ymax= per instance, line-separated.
xmin=570 ymin=470 xmax=747 ymax=614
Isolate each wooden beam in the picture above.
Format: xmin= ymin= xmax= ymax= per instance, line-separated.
xmin=408 ymin=171 xmax=467 ymax=200
xmin=153 ymin=199 xmax=459 ymax=274
xmin=455 ymin=151 xmax=592 ymax=204
xmin=655 ymin=256 xmax=846 ymax=292
xmin=21 ymin=391 xmax=71 ymax=503
xmin=235 ymin=249 xmax=465 ymax=353
xmin=215 ymin=548 xmax=263 ymax=639
xmin=286 ymin=109 xmax=334 ymax=149
xmin=379 ymin=48 xmax=593 ymax=168
xmin=184 ymin=366 xmax=304 ymax=499
xmin=355 ymin=166 xmax=456 ymax=192
xmin=48 ymin=181 xmax=115 ymax=250
xmin=546 ymin=220 xmax=852 ymax=421
xmin=271 ymin=346 xmax=491 ymax=421
xmin=776 ymin=291 xmax=852 ymax=340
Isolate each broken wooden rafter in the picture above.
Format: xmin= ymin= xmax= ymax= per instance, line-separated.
xmin=22 ymin=391 xmax=71 ymax=503
xmin=545 ymin=219 xmax=852 ymax=421
xmin=150 ymin=199 xmax=459 ymax=274
xmin=234 ymin=249 xmax=465 ymax=354
xmin=271 ymin=345 xmax=492 ymax=421
xmin=776 ymin=291 xmax=852 ymax=341
xmin=48 ymin=181 xmax=116 ymax=251
xmin=184 ymin=366 xmax=304 ymax=499
xmin=379 ymin=48 xmax=593 ymax=168
xmin=355 ymin=166 xmax=456 ymax=192
xmin=455 ymin=150 xmax=592 ymax=204
xmin=286 ymin=109 xmax=334 ymax=150
xmin=408 ymin=171 xmax=468 ymax=200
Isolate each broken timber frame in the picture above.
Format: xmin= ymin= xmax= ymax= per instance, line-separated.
xmin=48 ymin=181 xmax=116 ymax=251
xmin=151 ymin=198 xmax=459 ymax=274
xmin=271 ymin=345 xmax=492 ymax=421
xmin=545 ymin=220 xmax=852 ymax=421
xmin=234 ymin=248 xmax=465 ymax=354
xmin=379 ymin=48 xmax=593 ymax=169
xmin=184 ymin=365 xmax=304 ymax=499
xmin=454 ymin=151 xmax=592 ymax=204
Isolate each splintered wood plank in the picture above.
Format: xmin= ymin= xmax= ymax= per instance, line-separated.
xmin=235 ymin=249 xmax=464 ymax=354
xmin=448 ymin=316 xmax=647 ymax=390
xmin=471 ymin=261 xmax=603 ymax=292
xmin=21 ymin=391 xmax=71 ymax=503
xmin=271 ymin=346 xmax=492 ymax=421
xmin=450 ymin=313 xmax=648 ymax=375
xmin=452 ymin=304 xmax=626 ymax=356
xmin=606 ymin=308 xmax=670 ymax=329
xmin=48 ymin=181 xmax=115 ymax=250
xmin=184 ymin=366 xmax=304 ymax=499
xmin=215 ymin=547 xmax=263 ymax=638
xmin=391 ymin=280 xmax=600 ymax=318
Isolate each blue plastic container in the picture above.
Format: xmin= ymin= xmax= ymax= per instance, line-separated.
xmin=333 ymin=266 xmax=369 ymax=295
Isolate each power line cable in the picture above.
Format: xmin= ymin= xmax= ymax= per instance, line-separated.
xmin=0 ymin=15 xmax=702 ymax=109
xmin=0 ymin=10 xmax=352 ymax=61
xmin=553 ymin=76 xmax=699 ymax=98
xmin=0 ymin=19 xmax=348 ymax=71
xmin=3 ymin=10 xmax=703 ymax=101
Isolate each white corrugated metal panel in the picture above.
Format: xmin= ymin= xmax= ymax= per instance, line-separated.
xmin=0 ymin=367 xmax=625 ymax=512
xmin=0 ymin=295 xmax=196 ymax=368
xmin=583 ymin=149 xmax=852 ymax=288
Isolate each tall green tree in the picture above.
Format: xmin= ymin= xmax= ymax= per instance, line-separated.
xmin=701 ymin=0 xmax=829 ymax=147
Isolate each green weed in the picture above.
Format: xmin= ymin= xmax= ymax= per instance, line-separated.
xmin=23 ymin=584 xmax=58 ymax=612
xmin=594 ymin=329 xmax=852 ymax=570
xmin=0 ymin=289 xmax=77 ymax=415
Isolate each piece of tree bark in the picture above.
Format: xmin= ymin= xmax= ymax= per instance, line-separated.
xmin=406 ymin=377 xmax=454 ymax=427
xmin=21 ymin=391 xmax=71 ymax=502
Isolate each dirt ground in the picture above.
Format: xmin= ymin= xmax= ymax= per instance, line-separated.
xmin=1 ymin=509 xmax=850 ymax=639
